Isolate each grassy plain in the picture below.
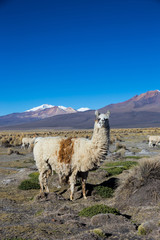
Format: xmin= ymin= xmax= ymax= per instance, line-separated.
xmin=0 ymin=128 xmax=160 ymax=239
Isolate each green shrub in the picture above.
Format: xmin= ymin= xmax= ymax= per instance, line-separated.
xmin=104 ymin=161 xmax=138 ymax=176
xmin=92 ymin=228 xmax=106 ymax=238
xmin=105 ymin=161 xmax=138 ymax=168
xmin=18 ymin=172 xmax=40 ymax=190
xmin=94 ymin=186 xmax=114 ymax=198
xmin=106 ymin=167 xmax=126 ymax=176
xmin=138 ymin=224 xmax=147 ymax=235
xmin=79 ymin=204 xmax=120 ymax=217
xmin=18 ymin=180 xmax=40 ymax=190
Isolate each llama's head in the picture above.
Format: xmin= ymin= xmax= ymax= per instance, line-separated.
xmin=95 ymin=110 xmax=110 ymax=129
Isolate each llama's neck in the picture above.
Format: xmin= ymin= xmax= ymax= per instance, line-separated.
xmin=78 ymin=122 xmax=110 ymax=172
xmin=92 ymin=125 xmax=109 ymax=153
xmin=89 ymin=123 xmax=110 ymax=166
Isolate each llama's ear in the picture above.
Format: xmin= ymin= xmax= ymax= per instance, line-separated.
xmin=95 ymin=110 xmax=100 ymax=118
xmin=105 ymin=110 xmax=110 ymax=119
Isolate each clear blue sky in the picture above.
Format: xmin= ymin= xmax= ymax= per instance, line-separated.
xmin=0 ymin=0 xmax=160 ymax=116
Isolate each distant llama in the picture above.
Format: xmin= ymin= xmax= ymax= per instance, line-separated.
xmin=148 ymin=135 xmax=160 ymax=147
xmin=21 ymin=137 xmax=36 ymax=149
xmin=33 ymin=110 xmax=110 ymax=200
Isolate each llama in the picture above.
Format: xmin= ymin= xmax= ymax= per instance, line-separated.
xmin=21 ymin=137 xmax=36 ymax=149
xmin=33 ymin=110 xmax=110 ymax=200
xmin=148 ymin=136 xmax=160 ymax=147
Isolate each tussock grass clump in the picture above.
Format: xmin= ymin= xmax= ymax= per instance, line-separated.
xmin=79 ymin=204 xmax=120 ymax=217
xmin=115 ymin=142 xmax=126 ymax=150
xmin=116 ymin=148 xmax=126 ymax=158
xmin=115 ymin=135 xmax=123 ymax=142
xmin=110 ymin=136 xmax=116 ymax=145
xmin=0 ymin=138 xmax=11 ymax=147
xmin=7 ymin=148 xmax=21 ymax=155
xmin=19 ymin=172 xmax=40 ymax=190
xmin=7 ymin=148 xmax=14 ymax=155
xmin=94 ymin=186 xmax=114 ymax=198
xmin=115 ymin=157 xmax=160 ymax=207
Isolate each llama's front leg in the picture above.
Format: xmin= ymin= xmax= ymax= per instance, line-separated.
xmin=82 ymin=178 xmax=87 ymax=199
xmin=69 ymin=170 xmax=77 ymax=201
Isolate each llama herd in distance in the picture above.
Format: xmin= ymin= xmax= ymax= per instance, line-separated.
xmin=20 ymin=110 xmax=160 ymax=200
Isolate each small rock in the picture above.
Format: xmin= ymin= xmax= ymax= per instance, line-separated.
xmin=2 ymin=179 xmax=15 ymax=185
xmin=91 ymin=214 xmax=110 ymax=226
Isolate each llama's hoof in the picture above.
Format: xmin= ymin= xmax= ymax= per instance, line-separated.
xmin=83 ymin=196 xmax=87 ymax=200
xmin=70 ymin=195 xmax=74 ymax=201
xmin=37 ymin=192 xmax=49 ymax=200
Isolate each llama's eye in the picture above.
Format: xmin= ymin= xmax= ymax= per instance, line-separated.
xmin=98 ymin=118 xmax=100 ymax=121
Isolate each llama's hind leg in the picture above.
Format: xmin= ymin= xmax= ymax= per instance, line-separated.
xmin=39 ymin=172 xmax=45 ymax=195
xmin=38 ymin=164 xmax=52 ymax=198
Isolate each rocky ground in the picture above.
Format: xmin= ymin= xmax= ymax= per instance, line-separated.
xmin=0 ymin=133 xmax=160 ymax=240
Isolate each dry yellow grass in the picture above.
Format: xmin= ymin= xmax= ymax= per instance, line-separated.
xmin=0 ymin=127 xmax=160 ymax=148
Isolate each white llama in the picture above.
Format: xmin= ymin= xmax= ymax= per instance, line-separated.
xmin=33 ymin=110 xmax=110 ymax=200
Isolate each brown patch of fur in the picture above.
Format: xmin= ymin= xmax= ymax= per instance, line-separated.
xmin=58 ymin=138 xmax=74 ymax=164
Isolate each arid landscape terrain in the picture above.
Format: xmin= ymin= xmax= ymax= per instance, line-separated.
xmin=0 ymin=128 xmax=160 ymax=240
xmin=1 ymin=0 xmax=160 ymax=238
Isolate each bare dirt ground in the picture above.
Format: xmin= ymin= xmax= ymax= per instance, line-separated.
xmin=0 ymin=129 xmax=160 ymax=240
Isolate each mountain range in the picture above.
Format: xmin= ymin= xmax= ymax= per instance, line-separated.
xmin=1 ymin=90 xmax=160 ymax=129
xmin=0 ymin=105 xmax=90 ymax=127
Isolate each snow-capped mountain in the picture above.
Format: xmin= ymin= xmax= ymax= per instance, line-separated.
xmin=26 ymin=104 xmax=90 ymax=113
xmin=26 ymin=104 xmax=70 ymax=112
xmin=26 ymin=104 xmax=54 ymax=112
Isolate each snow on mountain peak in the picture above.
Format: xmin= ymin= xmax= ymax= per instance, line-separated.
xmin=58 ymin=106 xmax=67 ymax=110
xmin=26 ymin=104 xmax=54 ymax=112
xmin=77 ymin=107 xmax=90 ymax=112
xmin=26 ymin=104 xmax=90 ymax=113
